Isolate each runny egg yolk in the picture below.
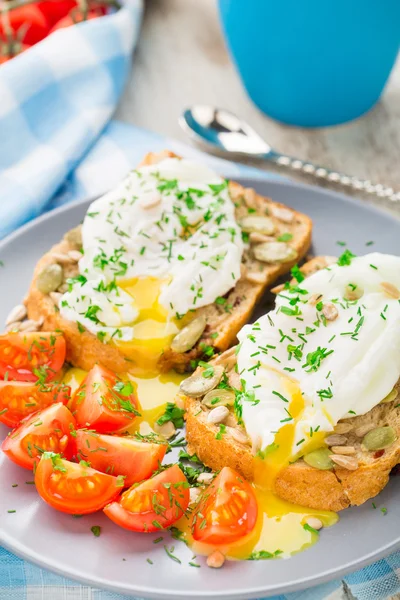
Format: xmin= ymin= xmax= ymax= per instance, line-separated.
xmin=178 ymin=378 xmax=338 ymax=560
xmin=114 ymin=277 xmax=181 ymax=377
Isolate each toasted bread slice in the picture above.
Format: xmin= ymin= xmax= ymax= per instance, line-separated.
xmin=25 ymin=151 xmax=312 ymax=374
xmin=183 ymin=256 xmax=400 ymax=512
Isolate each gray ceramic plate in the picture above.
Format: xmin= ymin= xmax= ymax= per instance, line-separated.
xmin=1 ymin=178 xmax=400 ymax=600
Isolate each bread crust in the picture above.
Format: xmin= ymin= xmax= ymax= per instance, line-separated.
xmin=184 ymin=256 xmax=400 ymax=511
xmin=26 ymin=151 xmax=312 ymax=374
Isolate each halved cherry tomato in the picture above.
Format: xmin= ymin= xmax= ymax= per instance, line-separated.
xmin=2 ymin=403 xmax=76 ymax=470
xmin=192 ymin=467 xmax=257 ymax=544
xmin=37 ymin=0 xmax=77 ymax=26
xmin=50 ymin=9 xmax=101 ymax=32
xmin=0 ymin=332 xmax=66 ymax=382
xmin=0 ymin=380 xmax=70 ymax=428
xmin=70 ymin=365 xmax=140 ymax=433
xmin=0 ymin=5 xmax=50 ymax=45
xmin=104 ymin=465 xmax=189 ymax=532
xmin=75 ymin=430 xmax=167 ymax=487
xmin=35 ymin=452 xmax=123 ymax=514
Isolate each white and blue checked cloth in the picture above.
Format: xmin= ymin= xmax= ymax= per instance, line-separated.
xmin=1 ymin=1 xmax=400 ymax=598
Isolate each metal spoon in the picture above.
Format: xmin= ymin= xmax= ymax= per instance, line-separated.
xmin=180 ymin=105 xmax=400 ymax=202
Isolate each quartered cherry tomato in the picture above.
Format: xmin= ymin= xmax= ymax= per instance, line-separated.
xmin=192 ymin=467 xmax=258 ymax=544
xmin=0 ymin=332 xmax=66 ymax=382
xmin=104 ymin=465 xmax=189 ymax=532
xmin=0 ymin=5 xmax=50 ymax=45
xmin=35 ymin=452 xmax=123 ymax=514
xmin=37 ymin=0 xmax=77 ymax=26
xmin=2 ymin=403 xmax=76 ymax=470
xmin=69 ymin=365 xmax=140 ymax=433
xmin=0 ymin=380 xmax=70 ymax=428
xmin=75 ymin=430 xmax=167 ymax=487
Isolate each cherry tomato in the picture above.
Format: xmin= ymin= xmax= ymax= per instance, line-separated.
xmin=0 ymin=380 xmax=70 ymax=428
xmin=0 ymin=332 xmax=66 ymax=382
xmin=75 ymin=430 xmax=167 ymax=487
xmin=2 ymin=403 xmax=76 ymax=470
xmin=70 ymin=365 xmax=140 ymax=434
xmin=37 ymin=0 xmax=77 ymax=26
xmin=192 ymin=467 xmax=257 ymax=544
xmin=104 ymin=465 xmax=189 ymax=532
xmin=50 ymin=9 xmax=101 ymax=31
xmin=0 ymin=5 xmax=50 ymax=45
xmin=35 ymin=452 xmax=123 ymax=514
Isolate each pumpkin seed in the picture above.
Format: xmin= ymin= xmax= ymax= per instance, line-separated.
xmin=5 ymin=304 xmax=27 ymax=325
xmin=380 ymin=389 xmax=398 ymax=404
xmin=325 ymin=434 xmax=347 ymax=447
xmin=207 ymin=405 xmax=229 ymax=425
xmin=329 ymin=454 xmax=358 ymax=470
xmin=37 ymin=264 xmax=63 ymax=294
xmin=180 ymin=366 xmax=224 ymax=398
xmin=380 ymin=282 xmax=400 ymax=299
xmin=240 ymin=216 xmax=275 ymax=236
xmin=203 ymin=388 xmax=235 ymax=408
xmin=344 ymin=284 xmax=364 ymax=301
xmin=362 ymin=426 xmax=397 ymax=451
xmin=305 ymin=517 xmax=323 ymax=531
xmin=304 ymin=448 xmax=334 ymax=470
xmin=254 ymin=241 xmax=297 ymax=264
xmin=170 ymin=315 xmax=206 ymax=353
xmin=64 ymin=226 xmax=82 ymax=247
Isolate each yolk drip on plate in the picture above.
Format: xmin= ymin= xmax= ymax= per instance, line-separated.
xmin=177 ymin=378 xmax=338 ymax=560
xmin=114 ymin=277 xmax=182 ymax=377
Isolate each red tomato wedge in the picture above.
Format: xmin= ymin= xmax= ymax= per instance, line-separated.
xmin=50 ymin=10 xmax=101 ymax=31
xmin=35 ymin=453 xmax=123 ymax=514
xmin=0 ymin=332 xmax=66 ymax=382
xmin=0 ymin=380 xmax=70 ymax=428
xmin=2 ymin=403 xmax=76 ymax=470
xmin=70 ymin=365 xmax=140 ymax=433
xmin=0 ymin=5 xmax=50 ymax=45
xmin=37 ymin=0 xmax=77 ymax=25
xmin=192 ymin=467 xmax=257 ymax=544
xmin=75 ymin=430 xmax=167 ymax=487
xmin=104 ymin=465 xmax=189 ymax=532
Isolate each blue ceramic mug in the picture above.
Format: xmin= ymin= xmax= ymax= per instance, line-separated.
xmin=218 ymin=0 xmax=400 ymax=127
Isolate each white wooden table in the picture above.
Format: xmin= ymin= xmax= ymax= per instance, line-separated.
xmin=117 ymin=2 xmax=400 ymax=598
xmin=117 ymin=0 xmax=400 ymax=215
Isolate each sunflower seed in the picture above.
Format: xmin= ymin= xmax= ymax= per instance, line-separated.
xmin=206 ymin=550 xmax=225 ymax=569
xmin=330 ymin=445 xmax=356 ymax=455
xmin=50 ymin=252 xmax=75 ymax=265
xmin=380 ymin=282 xmax=400 ymax=299
xmin=207 ymin=405 xmax=229 ymax=425
xmin=329 ymin=454 xmax=358 ymax=470
xmin=57 ymin=283 xmax=69 ymax=294
xmin=67 ymin=250 xmax=83 ymax=262
xmin=322 ymin=303 xmax=338 ymax=321
xmin=334 ymin=422 xmax=353 ymax=434
xmin=213 ymin=347 xmax=236 ymax=370
xmin=5 ymin=321 xmax=22 ymax=332
xmin=197 ymin=472 xmax=214 ymax=485
xmin=354 ymin=423 xmax=375 ymax=438
xmin=64 ymin=226 xmax=82 ymax=247
xmin=344 ymin=284 xmax=364 ymax=301
xmin=227 ymin=427 xmax=249 ymax=445
xmin=249 ymin=232 xmax=275 ymax=244
xmin=189 ymin=487 xmax=201 ymax=504
xmin=270 ymin=206 xmax=294 ymax=223
xmin=5 ymin=304 xmax=27 ymax=325
xmin=49 ymin=292 xmax=63 ymax=307
xmin=305 ymin=517 xmax=323 ymax=531
xmin=245 ymin=270 xmax=268 ymax=284
xmin=153 ymin=421 xmax=176 ymax=439
xmin=325 ymin=434 xmax=347 ymax=446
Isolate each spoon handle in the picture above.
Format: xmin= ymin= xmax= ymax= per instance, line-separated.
xmin=268 ymin=153 xmax=400 ymax=203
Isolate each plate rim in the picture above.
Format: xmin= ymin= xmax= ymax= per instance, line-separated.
xmin=1 ymin=176 xmax=400 ymax=599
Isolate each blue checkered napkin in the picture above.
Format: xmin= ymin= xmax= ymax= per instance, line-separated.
xmin=0 ymin=0 xmax=143 ymax=239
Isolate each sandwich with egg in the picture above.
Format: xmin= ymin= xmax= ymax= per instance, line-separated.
xmin=183 ymin=251 xmax=400 ymax=512
xmin=25 ymin=150 xmax=312 ymax=376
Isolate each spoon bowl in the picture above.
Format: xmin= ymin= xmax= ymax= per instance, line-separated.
xmin=180 ymin=106 xmax=272 ymax=156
